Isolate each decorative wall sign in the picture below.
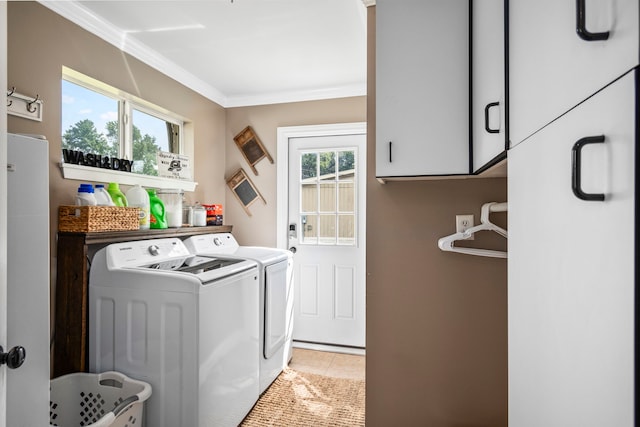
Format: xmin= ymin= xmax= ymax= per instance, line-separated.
xmin=226 ymin=168 xmax=265 ymax=216
xmin=157 ymin=151 xmax=192 ymax=180
xmin=62 ymin=149 xmax=133 ymax=172
xmin=233 ymin=126 xmax=273 ymax=175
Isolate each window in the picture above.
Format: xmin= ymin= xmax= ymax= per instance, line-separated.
xmin=61 ymin=67 xmax=185 ymax=178
xmin=299 ymin=149 xmax=357 ymax=246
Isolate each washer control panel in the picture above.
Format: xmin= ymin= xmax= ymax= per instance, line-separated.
xmin=106 ymin=238 xmax=191 ymax=268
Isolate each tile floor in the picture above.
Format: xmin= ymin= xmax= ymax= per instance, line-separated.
xmin=288 ymin=347 xmax=366 ymax=381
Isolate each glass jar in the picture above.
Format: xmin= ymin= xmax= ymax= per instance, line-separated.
xmin=157 ymin=189 xmax=183 ymax=228
xmin=193 ymin=203 xmax=207 ymax=227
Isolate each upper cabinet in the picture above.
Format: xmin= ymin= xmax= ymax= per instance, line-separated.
xmin=376 ymin=0 xmax=470 ymax=179
xmin=471 ymin=0 xmax=506 ymax=172
xmin=509 ymin=0 xmax=639 ymax=147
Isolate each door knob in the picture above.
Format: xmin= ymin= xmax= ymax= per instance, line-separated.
xmin=289 ymin=247 xmax=297 ymax=254
xmin=0 ymin=345 xmax=26 ymax=369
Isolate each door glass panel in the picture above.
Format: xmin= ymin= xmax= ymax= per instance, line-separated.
xmin=319 ymin=182 xmax=336 ymax=211
xmin=302 ymin=214 xmax=318 ymax=243
xmin=300 ymin=149 xmax=357 ymax=246
xmin=319 ymin=214 xmax=336 ymax=244
xmin=338 ymin=214 xmax=356 ymax=245
xmin=301 ymin=153 xmax=317 ymax=180
xmin=301 ymin=184 xmax=318 ymax=212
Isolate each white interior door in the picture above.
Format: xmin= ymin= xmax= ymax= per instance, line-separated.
xmin=1 ymin=2 xmax=9 ymax=423
xmin=283 ymin=127 xmax=366 ymax=348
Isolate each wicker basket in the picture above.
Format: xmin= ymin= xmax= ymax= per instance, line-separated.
xmin=58 ymin=205 xmax=140 ymax=232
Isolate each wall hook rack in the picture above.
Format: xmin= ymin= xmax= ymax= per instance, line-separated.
xmin=6 ymin=87 xmax=43 ymax=121
xmin=6 ymin=87 xmax=15 ymax=107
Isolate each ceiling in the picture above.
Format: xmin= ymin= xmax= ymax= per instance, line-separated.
xmin=40 ymin=0 xmax=369 ymax=108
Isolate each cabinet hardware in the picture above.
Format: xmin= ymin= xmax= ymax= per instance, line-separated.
xmin=484 ymin=101 xmax=500 ymax=134
xmin=576 ymin=0 xmax=610 ymax=41
xmin=388 ymin=141 xmax=393 ymax=163
xmin=571 ymin=135 xmax=605 ymax=201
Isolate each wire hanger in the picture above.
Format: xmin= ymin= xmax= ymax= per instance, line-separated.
xmin=437 ymin=202 xmax=508 ymax=258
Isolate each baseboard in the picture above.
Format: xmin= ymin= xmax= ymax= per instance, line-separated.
xmin=292 ymin=340 xmax=366 ymax=356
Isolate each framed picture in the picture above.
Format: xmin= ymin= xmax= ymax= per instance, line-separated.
xmin=226 ymin=168 xmax=266 ymax=216
xmin=233 ymin=126 xmax=273 ymax=175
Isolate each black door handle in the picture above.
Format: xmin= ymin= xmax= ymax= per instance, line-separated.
xmin=0 ymin=345 xmax=26 ymax=369
xmin=484 ymin=101 xmax=500 ymax=134
xmin=576 ymin=0 xmax=610 ymax=41
xmin=388 ymin=141 xmax=393 ymax=163
xmin=571 ymin=135 xmax=605 ymax=201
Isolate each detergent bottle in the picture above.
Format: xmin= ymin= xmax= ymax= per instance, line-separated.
xmin=94 ymin=184 xmax=115 ymax=206
xmin=126 ymin=184 xmax=150 ymax=230
xmin=75 ymin=184 xmax=97 ymax=206
xmin=147 ymin=188 xmax=168 ymax=229
xmin=107 ymin=182 xmax=128 ymax=207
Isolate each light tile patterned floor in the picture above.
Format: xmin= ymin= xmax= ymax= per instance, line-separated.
xmin=288 ymin=347 xmax=366 ymax=381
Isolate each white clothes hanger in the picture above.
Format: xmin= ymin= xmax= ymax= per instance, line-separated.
xmin=437 ymin=202 xmax=508 ymax=258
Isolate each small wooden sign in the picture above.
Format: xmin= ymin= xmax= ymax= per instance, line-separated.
xmin=233 ymin=126 xmax=273 ymax=175
xmin=226 ymin=168 xmax=266 ymax=216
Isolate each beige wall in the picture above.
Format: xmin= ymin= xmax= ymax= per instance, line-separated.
xmin=365 ymin=7 xmax=507 ymax=426
xmin=225 ymin=97 xmax=366 ymax=246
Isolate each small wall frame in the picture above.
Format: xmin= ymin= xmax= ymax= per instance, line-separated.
xmin=226 ymin=168 xmax=266 ymax=216
xmin=233 ymin=126 xmax=273 ymax=175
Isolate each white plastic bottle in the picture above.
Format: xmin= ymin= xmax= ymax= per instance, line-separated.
xmin=126 ymin=184 xmax=150 ymax=230
xmin=75 ymin=184 xmax=97 ymax=206
xmin=94 ymin=184 xmax=115 ymax=206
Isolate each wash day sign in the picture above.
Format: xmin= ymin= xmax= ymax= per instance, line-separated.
xmin=157 ymin=151 xmax=192 ymax=180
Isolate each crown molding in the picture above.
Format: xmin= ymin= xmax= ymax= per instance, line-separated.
xmin=37 ymin=1 xmax=365 ymax=107
xmin=362 ymin=0 xmax=376 ymax=6
xmin=225 ymin=83 xmax=367 ymax=108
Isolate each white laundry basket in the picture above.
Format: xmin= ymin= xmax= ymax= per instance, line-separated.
xmin=50 ymin=371 xmax=152 ymax=427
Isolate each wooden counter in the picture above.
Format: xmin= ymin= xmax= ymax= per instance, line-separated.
xmin=53 ymin=225 xmax=232 ymax=378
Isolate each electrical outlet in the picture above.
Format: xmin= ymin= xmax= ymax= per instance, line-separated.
xmin=456 ymin=214 xmax=474 ymax=240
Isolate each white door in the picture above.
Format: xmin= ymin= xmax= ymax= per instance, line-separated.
xmin=279 ymin=124 xmax=366 ymax=348
xmin=1 ymin=2 xmax=9 ymax=424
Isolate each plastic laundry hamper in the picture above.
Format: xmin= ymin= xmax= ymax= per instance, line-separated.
xmin=50 ymin=371 xmax=152 ymax=427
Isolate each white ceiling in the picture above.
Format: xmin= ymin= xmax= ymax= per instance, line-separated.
xmin=39 ymin=0 xmax=368 ymax=107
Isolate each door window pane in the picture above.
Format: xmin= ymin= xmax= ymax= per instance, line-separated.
xmin=319 ymin=214 xmax=336 ymax=244
xmin=338 ymin=214 xmax=356 ymax=245
xmin=319 ymin=182 xmax=336 ymax=212
xmin=302 ymin=214 xmax=318 ymax=244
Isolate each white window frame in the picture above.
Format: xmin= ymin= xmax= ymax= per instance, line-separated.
xmin=60 ymin=67 xmax=196 ymax=191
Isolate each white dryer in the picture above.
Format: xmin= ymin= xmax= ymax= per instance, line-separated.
xmin=183 ymin=233 xmax=294 ymax=394
xmin=89 ymin=238 xmax=259 ymax=427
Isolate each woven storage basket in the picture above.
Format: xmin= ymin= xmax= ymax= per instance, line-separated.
xmin=58 ymin=205 xmax=139 ymax=232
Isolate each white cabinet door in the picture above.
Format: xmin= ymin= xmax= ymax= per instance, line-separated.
xmin=376 ymin=0 xmax=469 ymax=177
xmin=472 ymin=0 xmax=505 ymax=171
xmin=509 ymin=0 xmax=639 ymax=146
xmin=508 ymin=70 xmax=635 ymax=427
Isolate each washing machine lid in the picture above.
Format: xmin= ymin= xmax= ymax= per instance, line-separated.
xmin=104 ymin=237 xmax=256 ymax=282
xmin=183 ymin=233 xmax=291 ymax=265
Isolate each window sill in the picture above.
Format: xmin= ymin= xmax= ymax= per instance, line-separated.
xmin=60 ymin=163 xmax=198 ymax=192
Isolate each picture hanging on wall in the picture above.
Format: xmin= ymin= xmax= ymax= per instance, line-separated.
xmin=226 ymin=168 xmax=266 ymax=216
xmin=233 ymin=126 xmax=273 ymax=175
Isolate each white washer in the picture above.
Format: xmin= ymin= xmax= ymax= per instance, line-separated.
xmin=89 ymin=238 xmax=259 ymax=427
xmin=183 ymin=233 xmax=294 ymax=394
